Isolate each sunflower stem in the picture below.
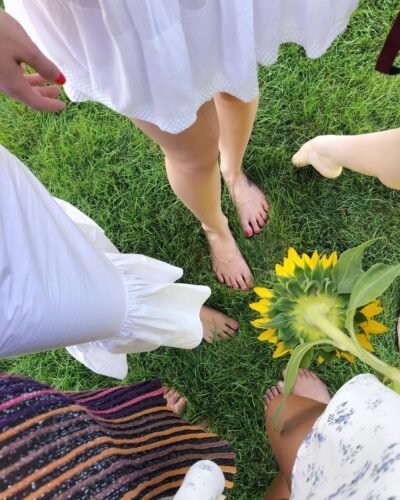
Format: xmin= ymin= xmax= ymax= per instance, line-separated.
xmin=309 ymin=311 xmax=400 ymax=386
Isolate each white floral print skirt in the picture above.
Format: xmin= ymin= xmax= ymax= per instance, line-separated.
xmin=292 ymin=374 xmax=400 ymax=498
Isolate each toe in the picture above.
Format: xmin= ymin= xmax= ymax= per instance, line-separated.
xmin=174 ymin=397 xmax=187 ymax=414
xmin=242 ymin=220 xmax=253 ymax=237
xmin=271 ymin=386 xmax=280 ymax=398
xmin=292 ymin=148 xmax=308 ymax=167
xmin=298 ymin=369 xmax=308 ymax=379
xmin=244 ymin=272 xmax=254 ymax=289
xmin=229 ymin=320 xmax=239 ymax=331
xmin=256 ymin=213 xmax=265 ymax=228
xmin=217 ymin=273 xmax=225 ymax=284
xmin=236 ymin=274 xmax=248 ymax=292
xmin=265 ymin=389 xmax=274 ymax=404
xmin=229 ymin=276 xmax=240 ymax=289
xmin=277 ymin=380 xmax=284 ymax=393
xmin=250 ymin=219 xmax=261 ymax=234
xmin=260 ymin=210 xmax=268 ymax=222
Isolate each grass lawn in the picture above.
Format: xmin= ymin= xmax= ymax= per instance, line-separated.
xmin=1 ymin=1 xmax=400 ymax=498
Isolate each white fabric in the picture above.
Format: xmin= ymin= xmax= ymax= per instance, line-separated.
xmin=6 ymin=0 xmax=359 ymax=133
xmin=291 ymin=374 xmax=400 ymax=499
xmin=0 ymin=146 xmax=210 ymax=379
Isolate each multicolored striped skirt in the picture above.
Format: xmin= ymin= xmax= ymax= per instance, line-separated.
xmin=0 ymin=375 xmax=235 ymax=499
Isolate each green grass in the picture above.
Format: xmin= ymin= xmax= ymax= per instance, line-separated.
xmin=1 ymin=1 xmax=400 ymax=498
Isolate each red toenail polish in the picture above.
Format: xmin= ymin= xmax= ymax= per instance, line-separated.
xmin=246 ymin=231 xmax=252 ymax=237
xmin=233 ymin=322 xmax=239 ymax=329
xmin=55 ymin=72 xmax=66 ymax=85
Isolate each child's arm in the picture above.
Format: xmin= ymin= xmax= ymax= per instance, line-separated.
xmin=292 ymin=129 xmax=400 ymax=190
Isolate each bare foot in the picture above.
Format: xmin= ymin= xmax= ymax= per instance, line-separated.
xmin=163 ymin=387 xmax=187 ymax=414
xmin=200 ymin=305 xmax=239 ymax=343
xmin=292 ymin=136 xmax=343 ymax=179
xmin=277 ymin=369 xmax=331 ymax=405
xmin=223 ymin=171 xmax=269 ymax=237
xmin=204 ymin=225 xmax=254 ymax=291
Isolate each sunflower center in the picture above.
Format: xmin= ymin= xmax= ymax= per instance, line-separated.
xmin=291 ymin=293 xmax=345 ymax=342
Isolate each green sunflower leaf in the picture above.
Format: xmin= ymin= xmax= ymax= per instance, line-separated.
xmin=265 ymin=313 xmax=292 ymax=329
xmin=272 ymin=339 xmax=337 ymax=431
xmin=272 ymin=297 xmax=296 ymax=312
xmin=348 ymin=262 xmax=400 ymax=311
xmin=333 ymin=239 xmax=379 ymax=294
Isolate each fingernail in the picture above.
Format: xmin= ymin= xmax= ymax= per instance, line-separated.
xmin=55 ymin=72 xmax=66 ymax=85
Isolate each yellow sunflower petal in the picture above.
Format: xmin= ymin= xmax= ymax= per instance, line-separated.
xmin=302 ymin=251 xmax=319 ymax=270
xmin=258 ymin=328 xmax=277 ymax=342
xmin=283 ymin=257 xmax=296 ymax=277
xmin=272 ymin=342 xmax=292 ymax=358
xmin=249 ymin=299 xmax=270 ymax=314
xmin=254 ymin=287 xmax=274 ymax=299
xmin=251 ymin=318 xmax=271 ymax=329
xmin=317 ymin=355 xmax=325 ymax=364
xmin=320 ymin=255 xmax=329 ymax=269
xmin=361 ymin=319 xmax=389 ymax=335
xmin=356 ymin=333 xmax=374 ymax=352
xmin=288 ymin=247 xmax=304 ymax=269
xmin=310 ymin=250 xmax=319 ymax=269
xmin=360 ymin=300 xmax=384 ymax=319
xmin=340 ymin=352 xmax=355 ymax=363
xmin=275 ymin=263 xmax=290 ymax=278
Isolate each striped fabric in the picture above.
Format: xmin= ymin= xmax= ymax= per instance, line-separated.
xmin=0 ymin=375 xmax=235 ymax=499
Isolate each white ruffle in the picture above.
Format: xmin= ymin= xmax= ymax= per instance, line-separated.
xmin=60 ymin=200 xmax=210 ymax=379
xmin=6 ymin=0 xmax=360 ymax=133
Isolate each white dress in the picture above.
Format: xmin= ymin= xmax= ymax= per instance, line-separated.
xmin=292 ymin=374 xmax=400 ymax=498
xmin=0 ymin=145 xmax=210 ymax=379
xmin=6 ymin=0 xmax=359 ymax=133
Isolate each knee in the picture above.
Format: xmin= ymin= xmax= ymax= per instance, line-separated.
xmin=169 ymin=136 xmax=219 ymax=174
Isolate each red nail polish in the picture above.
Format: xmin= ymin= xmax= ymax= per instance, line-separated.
xmin=233 ymin=322 xmax=239 ymax=329
xmin=55 ymin=72 xmax=66 ymax=85
xmin=246 ymin=230 xmax=252 ymax=237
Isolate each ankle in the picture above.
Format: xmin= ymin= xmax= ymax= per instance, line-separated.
xmin=202 ymin=218 xmax=231 ymax=239
xmin=221 ymin=170 xmax=243 ymax=184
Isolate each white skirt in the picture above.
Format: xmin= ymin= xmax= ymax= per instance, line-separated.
xmin=292 ymin=374 xmax=400 ymax=498
xmin=6 ymin=0 xmax=359 ymax=133
xmin=0 ymin=145 xmax=210 ymax=379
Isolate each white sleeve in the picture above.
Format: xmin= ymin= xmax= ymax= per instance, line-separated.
xmin=0 ymin=146 xmax=126 ymax=360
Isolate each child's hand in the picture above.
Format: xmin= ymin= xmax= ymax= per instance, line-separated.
xmin=0 ymin=10 xmax=66 ymax=112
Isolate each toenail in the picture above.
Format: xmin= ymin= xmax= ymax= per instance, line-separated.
xmin=245 ymin=230 xmax=252 ymax=237
xmin=232 ymin=321 xmax=239 ymax=329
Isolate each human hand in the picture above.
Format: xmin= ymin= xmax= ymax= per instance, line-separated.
xmin=0 ymin=9 xmax=66 ymax=111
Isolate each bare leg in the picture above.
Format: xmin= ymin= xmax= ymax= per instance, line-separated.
xmin=293 ymin=129 xmax=400 ymax=189
xmin=263 ymin=370 xmax=330 ymax=495
xmin=132 ymin=101 xmax=253 ymax=290
xmin=214 ymin=93 xmax=269 ymax=237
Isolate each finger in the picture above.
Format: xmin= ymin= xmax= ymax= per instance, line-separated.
xmin=14 ymin=79 xmax=65 ymax=111
xmin=20 ymin=42 xmax=64 ymax=84
xmin=35 ymin=86 xmax=62 ymax=99
xmin=24 ymin=73 xmax=47 ymax=86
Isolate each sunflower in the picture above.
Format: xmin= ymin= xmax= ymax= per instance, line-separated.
xmin=250 ymin=248 xmax=388 ymax=364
